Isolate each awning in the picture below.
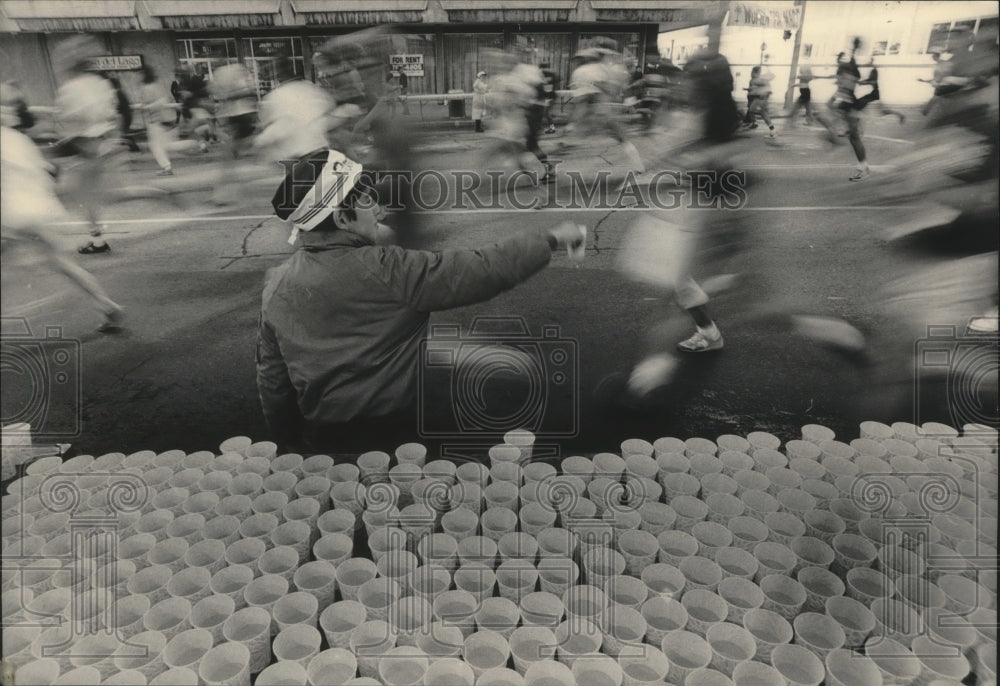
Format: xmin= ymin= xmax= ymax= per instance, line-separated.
xmin=290 ymin=0 xmax=427 ymax=25
xmin=3 ymin=0 xmax=138 ymax=31
xmin=143 ymin=0 xmax=280 ymax=28
xmin=590 ymin=0 xmax=719 ymax=24
xmin=440 ymin=0 xmax=578 ymax=23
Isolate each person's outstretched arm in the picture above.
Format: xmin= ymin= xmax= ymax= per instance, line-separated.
xmin=375 ymin=222 xmax=584 ymax=312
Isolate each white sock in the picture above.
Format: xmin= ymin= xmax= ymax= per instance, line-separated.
xmin=698 ymin=323 xmax=720 ymax=340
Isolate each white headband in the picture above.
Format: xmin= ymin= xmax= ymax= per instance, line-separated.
xmin=287 ymin=149 xmax=363 ymax=244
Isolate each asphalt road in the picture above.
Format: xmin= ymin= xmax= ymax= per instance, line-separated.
xmin=2 ymin=119 xmax=995 ymax=459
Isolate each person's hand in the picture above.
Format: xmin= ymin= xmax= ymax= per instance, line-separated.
xmin=546 ymin=221 xmax=586 ymax=251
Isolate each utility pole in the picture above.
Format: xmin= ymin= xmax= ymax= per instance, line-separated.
xmin=785 ymin=0 xmax=806 ymax=110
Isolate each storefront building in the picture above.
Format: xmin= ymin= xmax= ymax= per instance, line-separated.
xmin=0 ymin=0 xmax=722 ymax=109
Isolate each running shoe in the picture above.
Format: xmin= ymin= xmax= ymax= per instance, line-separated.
xmin=628 ymin=354 xmax=679 ymax=396
xmin=677 ymin=330 xmax=724 ymax=352
xmin=768 ymin=128 xmax=776 ymax=138
xmin=156 ymin=168 xmax=174 ymax=176
xmin=968 ymin=309 xmax=999 ymax=334
xmin=849 ymin=168 xmax=870 ymax=181
xmin=98 ymin=309 xmax=124 ymax=334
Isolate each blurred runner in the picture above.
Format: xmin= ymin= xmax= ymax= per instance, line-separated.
xmin=208 ymin=61 xmax=258 ymax=205
xmin=136 ymin=64 xmax=199 ymax=176
xmin=741 ymin=65 xmax=777 ymax=138
xmin=107 ymin=76 xmax=141 ymax=152
xmin=853 ymin=61 xmax=906 ymax=124
xmin=472 ymin=70 xmax=489 ymax=133
xmin=824 ymin=41 xmax=870 ymax=181
xmin=539 ymin=63 xmax=559 ymax=133
xmin=2 ymin=101 xmax=123 ymax=333
xmin=255 ymin=56 xmax=335 ymax=163
xmin=785 ymin=65 xmax=834 ymax=128
xmin=52 ymin=37 xmax=121 ymax=254
xmin=176 ymin=64 xmax=212 ymax=151
xmin=567 ymin=43 xmax=645 ymax=172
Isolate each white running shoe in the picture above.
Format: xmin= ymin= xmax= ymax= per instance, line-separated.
xmin=628 ymin=354 xmax=679 ymax=396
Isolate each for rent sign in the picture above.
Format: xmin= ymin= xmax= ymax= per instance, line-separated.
xmin=389 ymin=54 xmax=424 ymax=77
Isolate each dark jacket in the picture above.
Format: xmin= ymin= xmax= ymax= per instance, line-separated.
xmin=257 ymin=226 xmax=553 ymax=439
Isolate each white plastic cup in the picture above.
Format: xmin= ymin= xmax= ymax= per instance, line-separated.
xmin=659 ymin=630 xmax=711 ymax=684
xmin=314 ymin=533 xmax=354 ymax=567
xmin=562 ymin=584 xmax=608 ymax=624
xmin=396 ymin=443 xmax=428 ymax=468
xmin=409 ymin=564 xmax=451 ymax=603
xmin=257 ymin=661 xmax=308 ymax=686
xmin=198 ymin=641 xmax=251 ymax=686
xmin=274 ymin=624 xmax=322 ymax=669
xmin=792 ymin=611 xmax=845 ymax=661
xmin=166 ymin=566 xmax=213 ymax=605
xmin=389 ymin=595 xmax=434 ymax=647
xmin=274 ymin=591 xmax=320 ymax=632
xmin=336 ymin=558 xmax=378 ymax=602
xmin=163 ymin=628 xmax=213 ymax=673
xmin=150 ymin=668 xmax=199 ymax=685
xmin=771 ymin=643 xmax=825 ymax=686
xmin=144 ymin=597 xmax=193 ymax=641
xmin=790 ymin=536 xmax=835 ymax=573
xmin=759 ymin=574 xmax=806 ymax=620
xmin=475 ymin=596 xmax=521 ymax=639
xmin=554 ymin=618 xmax=603 ymax=667
xmin=871 ymin=597 xmax=925 ymax=645
xmin=764 ymin=511 xmax=806 ymax=548
xmin=824 ymin=595 xmax=876 ymax=650
xmin=523 ymin=662 xmax=572 ymax=686
xmin=728 ymin=517 xmax=769 ymax=553
xmin=518 ymin=590 xmax=564 ymax=629
xmin=824 ymin=648 xmax=882 ymax=686
xmin=717 ymin=576 xmax=764 ymax=625
xmin=863 ymin=636 xmax=921 ymax=686
xmin=189 ymin=593 xmax=234 ymax=645
xmin=432 ymin=589 xmax=479 ymax=638
xmin=845 ymin=567 xmax=895 ymax=607
xmin=797 ymin=566 xmax=845 ymax=613
xmin=682 ymin=589 xmax=728 ymax=636
xmin=616 ymin=529 xmax=658 ymax=576
xmin=496 ymin=559 xmax=539 ymax=605
xmin=714 ymin=546 xmax=758 ymax=581
xmin=318 ymin=509 xmax=357 ymax=537
xmin=571 ymin=655 xmax=624 ymax=686
xmin=414 ymin=620 xmax=464 ymax=663
xmin=741 ymin=608 xmax=792 ymax=662
xmin=441 ymin=508 xmax=479 ymax=541
xmin=244 ymin=574 xmax=289 ymax=631
xmin=706 ymin=621 xmax=755 ymax=676
xmin=209 ymin=564 xmax=253 ymax=610
xmin=319 ymin=600 xmax=368 ymax=650
xmin=453 ymin=563 xmax=497 ymax=603
xmin=656 ymin=530 xmax=699 ymax=567
xmin=293 ymin=560 xmax=338 ymax=607
xmin=418 ymin=533 xmax=459 ymax=571
xmin=537 ymin=557 xmax=579 ymax=598
xmin=583 ymin=547 xmax=626 ymax=590
xmin=482 ymin=507 xmax=518 ymax=542
xmin=422 ymin=657 xmax=474 ymax=686
xmin=13 ymin=659 xmax=61 ymax=685
xmin=640 ymin=562 xmax=685 ymax=600
xmin=753 ymin=542 xmax=797 ymax=582
xmin=358 ymin=576 xmax=401 ymax=622
xmin=680 ymin=555 xmax=724 ymax=594
xmin=463 ymin=629 xmax=510 ymax=678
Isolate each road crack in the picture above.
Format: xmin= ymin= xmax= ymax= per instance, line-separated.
xmin=591 ymin=210 xmax=615 ymax=254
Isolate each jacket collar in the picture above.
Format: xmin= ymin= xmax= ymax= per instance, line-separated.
xmin=298 ymin=228 xmax=373 ymax=252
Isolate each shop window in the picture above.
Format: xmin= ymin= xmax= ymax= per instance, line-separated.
xmin=443 ymin=33 xmax=504 ymax=92
xmin=311 ymin=33 xmax=436 ymax=97
xmin=511 ymin=33 xmax=573 ymax=87
xmin=176 ymin=38 xmax=238 ymax=79
xmin=242 ymin=37 xmax=304 ymax=98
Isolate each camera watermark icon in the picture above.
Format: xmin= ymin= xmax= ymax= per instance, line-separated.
xmin=1 ymin=318 xmax=82 ymax=439
xmin=914 ymin=324 xmax=999 ymax=431
xmin=419 ymin=316 xmax=579 ymax=442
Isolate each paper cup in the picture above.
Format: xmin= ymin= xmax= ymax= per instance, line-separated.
xmin=238 ymin=512 xmax=278 ymax=544
xmin=717 ymin=576 xmax=764 ymax=625
xmin=165 ymin=514 xmax=205 ymax=546
xmin=273 ymin=624 xmax=322 ymax=670
xmin=791 ymin=611 xmax=845 ymax=661
xmin=330 ymin=481 xmax=367 ymax=516
xmin=319 ymin=600 xmax=368 ymax=649
xmin=615 ymin=529 xmax=658 ymax=577
xmin=705 ymin=621 xmax=755 ymax=677
xmin=291 ymin=560 xmax=336 ymax=608
xmin=682 ymin=589 xmax=728 ymax=636
xmin=475 ymin=596 xmax=521 ymax=639
xmin=553 ymin=619 xmax=601 ymax=669
xmin=832 ymin=534 xmax=878 ymax=576
xmin=771 ymin=643 xmax=825 ymax=686
xmin=537 ymin=557 xmax=579 ymax=597
xmin=759 ymin=574 xmax=806 ymax=620
xmin=252 ymin=491 xmax=289 ymax=522
xmin=797 ymin=566 xmax=844 ymax=614
xmin=583 ymin=547 xmax=626 ymax=590
xmin=519 ymin=503 xmax=557 ymax=537
xmin=660 ymin=630 xmax=711 ymax=684
xmin=693 ymin=521 xmax=734 ymax=560
xmin=482 ymin=507 xmax=518 ymax=542
xmin=824 ymin=648 xmax=882 ymax=686
xmin=726 ymin=517 xmax=768 ymax=554
xmin=144 ymin=597 xmax=192 ymax=640
xmin=244 ymin=574 xmax=289 ymax=629
xmin=432 ymin=589 xmax=479 ymax=638
xmin=422 ymin=657 xmax=473 ymax=686
xmin=414 ymin=620 xmax=463 ymax=663
xmin=937 ymin=573 xmax=991 ymax=615
xmin=310 ymin=534 xmax=352 ymax=567
xmin=563 ymin=584 xmax=608 ymax=624
xmin=376 ymin=548 xmax=419 ymax=590
xmin=389 ymin=595 xmax=434 ymax=647
xmin=670 ymin=495 xmax=709 ymax=533
xmin=871 ymin=598 xmax=924 ymax=644
xmin=877 ymin=544 xmax=925 ymax=581
xmin=410 ymin=565 xmax=452 ymax=604
xmin=536 ymin=528 xmax=575 ymax=559
xmin=790 ymin=536 xmax=835 ymax=573
xmin=336 ymin=558 xmax=377 ymax=602
xmin=599 ymin=603 xmax=646 ymax=657
xmin=462 ymin=629 xmax=510 ymax=678
xmin=215 ymin=494 xmax=252 ymax=520
xmin=639 ymin=595 xmax=688 ymax=644
xmin=14 ymin=659 xmax=61 ymax=685
xmin=163 ymin=628 xmax=213 ymax=673
xmin=197 ymin=641 xmax=251 ymax=686
xmin=166 ymin=567 xmax=213 ymax=606
xmin=571 ymin=654 xmax=623 ymax=686
xmin=895 ymin=573 xmax=946 ymax=613
xmin=317 ymin=509 xmax=356 ymax=538
xmin=496 ymin=559 xmax=539 ymax=604
xmin=753 ymin=542 xmax=796 ymax=582
xmin=516 ymin=590 xmax=563 ymax=630
xmin=358 ymin=576 xmax=401 ymax=622
xmin=396 ymin=443 xmax=428 ymax=469
xmin=256 ymin=661 xmax=308 ymax=686
xmin=826 ymin=596 xmax=877 ymax=649
xmin=681 ymin=556 xmax=724 ymax=593
xmin=273 ymin=591 xmax=320 ymax=633
xmin=441 ymin=508 xmax=479 ymax=541
xmin=357 ymin=451 xmax=391 ymax=484
xmin=657 ymin=530 xmax=699 ymax=567
xmin=457 ymin=537 xmax=498 ymax=569
xmin=741 ymin=608 xmax=792 ymax=661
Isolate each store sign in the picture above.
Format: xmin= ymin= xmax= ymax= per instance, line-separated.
xmin=727 ymin=3 xmax=801 ymax=30
xmin=88 ymin=55 xmax=143 ymax=71
xmin=389 ymin=54 xmax=424 ymax=77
